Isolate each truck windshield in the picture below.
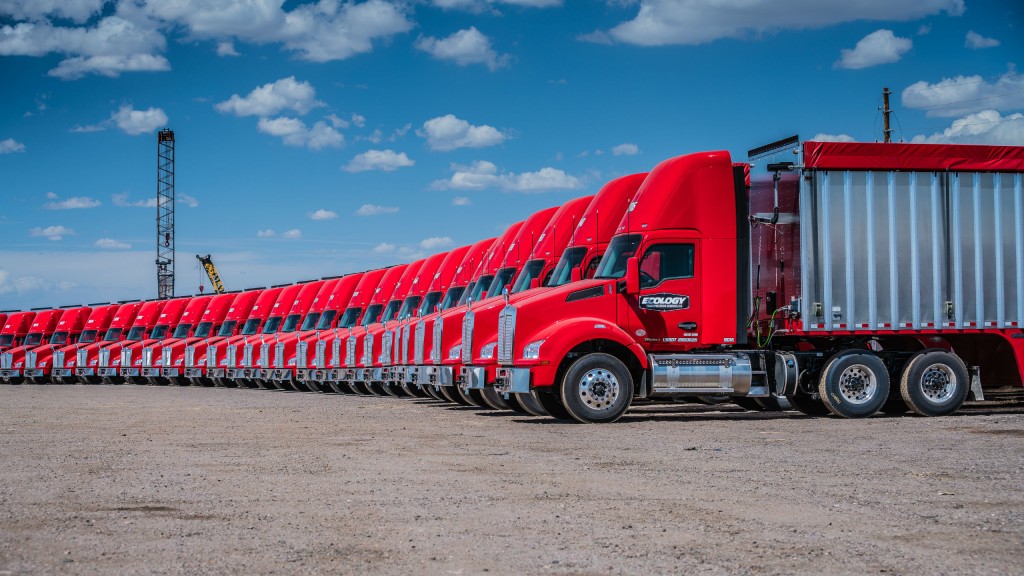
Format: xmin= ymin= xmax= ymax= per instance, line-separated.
xmin=150 ymin=325 xmax=169 ymax=339
xmin=172 ymin=324 xmax=191 ymax=339
xmin=194 ymin=322 xmax=213 ymax=337
xmin=466 ymin=276 xmax=493 ymax=304
xmin=361 ymin=304 xmax=384 ymax=326
xmin=439 ymin=287 xmax=465 ymax=311
xmin=315 ymin=310 xmax=337 ymax=330
xmin=457 ymin=282 xmax=476 ymax=306
xmin=125 ymin=327 xmax=145 ymax=340
xmin=281 ymin=314 xmax=302 ymax=332
xmin=486 ymin=268 xmax=518 ymax=299
xmin=510 ymin=260 xmax=546 ymax=294
xmin=79 ymin=330 xmax=97 ymax=343
xmin=50 ymin=332 xmax=69 ymax=345
xmin=262 ymin=317 xmax=282 ymax=333
xmin=300 ymin=312 xmax=321 ymax=331
xmin=217 ymin=320 xmax=237 ymax=337
xmin=0 ymin=335 xmax=12 ymax=347
xmin=398 ymin=296 xmax=422 ymax=320
xmin=24 ymin=333 xmax=42 ymax=346
xmin=338 ymin=307 xmax=361 ymax=328
xmin=417 ymin=292 xmax=443 ymax=317
xmin=241 ymin=318 xmax=261 ymax=335
xmin=102 ymin=328 xmax=122 ymax=341
xmin=548 ymin=247 xmax=587 ymax=288
xmin=595 ymin=234 xmax=642 ymax=279
xmin=380 ymin=300 xmax=402 ymax=323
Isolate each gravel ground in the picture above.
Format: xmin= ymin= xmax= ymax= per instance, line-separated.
xmin=1 ymin=385 xmax=1022 ymax=575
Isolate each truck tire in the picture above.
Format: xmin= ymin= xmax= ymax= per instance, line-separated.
xmin=503 ymin=393 xmax=531 ymax=414
xmin=534 ymin=390 xmax=571 ymax=420
xmin=480 ymin=387 xmax=509 ymax=410
xmin=755 ymin=395 xmax=792 ymax=411
xmin=899 ymin=350 xmax=970 ymax=417
xmin=786 ymin=392 xmax=830 ymax=416
xmin=818 ymin=351 xmax=889 ymax=418
xmin=559 ymin=353 xmax=634 ymax=424
xmin=733 ymin=397 xmax=764 ymax=411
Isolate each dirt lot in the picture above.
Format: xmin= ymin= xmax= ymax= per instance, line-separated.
xmin=0 ymin=386 xmax=1022 ymax=575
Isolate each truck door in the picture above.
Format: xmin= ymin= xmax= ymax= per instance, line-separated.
xmin=629 ymin=240 xmax=701 ymax=352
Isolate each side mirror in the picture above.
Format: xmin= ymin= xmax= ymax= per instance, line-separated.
xmin=570 ymin=267 xmax=582 ymax=283
xmin=624 ymin=257 xmax=640 ymax=296
xmin=529 ymin=277 xmax=540 ymax=290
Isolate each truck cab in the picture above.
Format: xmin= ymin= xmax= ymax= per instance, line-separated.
xmin=183 ymin=288 xmax=262 ymax=385
xmin=98 ymin=299 xmax=169 ymax=382
xmin=1 ymin=306 xmax=90 ymax=383
xmin=338 ymin=264 xmax=409 ymax=393
xmin=206 ymin=285 xmax=285 ymax=386
xmin=249 ymin=279 xmax=328 ymax=388
xmin=158 ymin=291 xmax=241 ymax=385
xmin=261 ymin=277 xmax=345 ymax=390
xmin=0 ymin=310 xmax=35 ymax=352
xmin=283 ymin=272 xmax=363 ymax=392
xmin=229 ymin=282 xmax=307 ymax=386
xmin=21 ymin=305 xmax=93 ymax=383
xmin=0 ymin=308 xmax=63 ymax=383
xmin=138 ymin=295 xmax=214 ymax=384
xmin=119 ymin=296 xmax=193 ymax=383
xmin=48 ymin=303 xmax=120 ymax=383
xmin=71 ymin=300 xmax=144 ymax=383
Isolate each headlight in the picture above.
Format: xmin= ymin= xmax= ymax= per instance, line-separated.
xmin=480 ymin=342 xmax=497 ymax=360
xmin=447 ymin=345 xmax=462 ymax=360
xmin=522 ymin=340 xmax=544 ymax=359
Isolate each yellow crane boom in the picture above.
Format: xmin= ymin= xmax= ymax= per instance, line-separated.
xmin=196 ymin=254 xmax=226 ymax=294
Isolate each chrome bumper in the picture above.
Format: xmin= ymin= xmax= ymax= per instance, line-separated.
xmin=160 ymin=368 xmax=180 ymax=377
xmin=52 ymin=369 xmax=72 ymax=378
xmin=120 ymin=367 xmax=140 ymax=377
xmin=0 ymin=369 xmax=21 ymax=379
xmin=495 ymin=367 xmax=531 ymax=394
xmin=464 ymin=366 xmax=487 ymax=389
xmin=209 ymin=368 xmax=225 ymax=378
xmin=141 ymin=368 xmax=160 ymax=377
xmin=24 ymin=369 xmax=44 ymax=377
xmin=297 ymin=368 xmax=327 ymax=382
xmin=97 ymin=367 xmax=119 ymax=377
xmin=438 ymin=366 xmax=455 ymax=387
xmin=184 ymin=368 xmax=203 ymax=378
xmin=269 ymin=368 xmax=291 ymax=381
xmin=75 ymin=368 xmax=96 ymax=376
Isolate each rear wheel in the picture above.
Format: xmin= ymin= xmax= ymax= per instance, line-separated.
xmin=818 ymin=351 xmax=889 ymax=418
xmin=559 ymin=353 xmax=634 ymax=424
xmin=900 ymin=350 xmax=970 ymax=417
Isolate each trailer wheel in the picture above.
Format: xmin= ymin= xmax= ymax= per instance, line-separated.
xmin=899 ymin=351 xmax=970 ymax=417
xmin=786 ymin=392 xmax=831 ymax=416
xmin=818 ymin=351 xmax=889 ymax=418
xmin=559 ymin=353 xmax=633 ymax=424
xmin=533 ymin=390 xmax=571 ymax=420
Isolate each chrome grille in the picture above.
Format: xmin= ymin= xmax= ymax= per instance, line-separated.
xmin=274 ymin=342 xmax=284 ymax=368
xmin=346 ymin=338 xmax=356 ymax=367
xmin=328 ymin=338 xmax=340 ymax=368
xmin=414 ymin=323 xmax=425 ymax=365
xmin=184 ymin=346 xmax=194 ymax=367
xmin=461 ymin=311 xmax=474 ymax=365
xmin=241 ymin=344 xmax=252 ymax=367
xmin=161 ymin=347 xmax=171 ymax=367
xmin=98 ymin=348 xmax=110 ymax=367
xmin=297 ymin=341 xmax=308 ymax=367
xmin=208 ymin=344 xmax=218 ymax=368
xmin=258 ymin=343 xmax=269 ymax=367
xmin=431 ymin=320 xmax=442 ymax=363
xmin=25 ymin=351 xmax=36 ymax=369
xmin=142 ymin=347 xmax=153 ymax=367
xmin=401 ymin=324 xmax=410 ymax=364
xmin=53 ymin=350 xmax=64 ymax=368
xmin=362 ymin=334 xmax=373 ymax=366
xmin=498 ymin=306 xmax=516 ymax=364
xmin=77 ymin=349 xmax=88 ymax=367
xmin=382 ymin=331 xmax=393 ymax=366
xmin=0 ymin=353 xmax=10 ymax=369
xmin=120 ymin=348 xmax=131 ymax=367
xmin=226 ymin=344 xmax=237 ymax=367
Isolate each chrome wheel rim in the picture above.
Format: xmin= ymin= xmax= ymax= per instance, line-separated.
xmin=920 ymin=363 xmax=956 ymax=403
xmin=838 ymin=364 xmax=877 ymax=405
xmin=578 ymin=368 xmax=619 ymax=410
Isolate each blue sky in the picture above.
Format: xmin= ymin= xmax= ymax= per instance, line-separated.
xmin=1 ymin=0 xmax=1022 ymax=310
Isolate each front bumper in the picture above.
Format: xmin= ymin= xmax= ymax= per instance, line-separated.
xmin=268 ymin=368 xmax=292 ymax=381
xmin=0 ymin=369 xmax=22 ymax=379
xmin=53 ymin=368 xmax=73 ymax=378
xmin=160 ymin=368 xmax=180 ymax=377
xmin=462 ymin=366 xmax=490 ymax=389
xmin=120 ymin=367 xmax=140 ymax=377
xmin=297 ymin=368 xmax=328 ymax=382
xmin=495 ymin=367 xmax=531 ymax=394
xmin=24 ymin=369 xmax=44 ymax=378
xmin=184 ymin=367 xmax=203 ymax=378
xmin=98 ymin=367 xmax=119 ymax=377
xmin=75 ymin=368 xmax=96 ymax=377
xmin=141 ymin=367 xmax=160 ymax=377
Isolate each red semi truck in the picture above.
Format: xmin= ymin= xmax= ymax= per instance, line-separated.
xmin=19 ymin=305 xmax=93 ymax=383
xmin=118 ymin=297 xmax=191 ymax=383
xmin=490 ymin=139 xmax=1024 ymax=423
xmin=0 ymin=310 xmax=36 ymax=352
xmin=138 ymin=294 xmax=214 ymax=384
xmin=1 ymin=305 xmax=91 ymax=383
xmin=259 ymin=277 xmax=344 ymax=390
xmin=32 ymin=303 xmax=120 ymax=383
xmin=182 ymin=287 xmax=262 ymax=386
xmin=247 ymin=279 xmax=328 ymax=388
xmin=158 ymin=291 xmax=241 ymax=385
xmin=207 ymin=285 xmax=286 ymax=386
xmin=229 ymin=281 xmax=313 ymax=386
xmin=98 ymin=299 xmax=170 ymax=382
xmin=338 ymin=264 xmax=409 ymax=394
xmin=68 ymin=300 xmax=144 ymax=383
xmin=461 ymin=174 xmax=645 ymax=413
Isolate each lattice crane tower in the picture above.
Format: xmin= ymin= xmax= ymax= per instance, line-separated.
xmin=156 ymin=129 xmax=175 ymax=299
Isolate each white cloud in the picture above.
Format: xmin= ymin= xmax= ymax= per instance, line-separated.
xmin=431 ymin=0 xmax=562 ymax=10
xmin=44 ymin=195 xmax=101 ymax=209
xmin=282 ymin=229 xmax=302 ymax=239
xmin=70 ymin=123 xmax=105 ymax=133
xmin=965 ymin=31 xmax=999 ymax=49
xmin=0 ymin=267 xmax=77 ymax=298
xmin=902 ymin=70 xmax=1024 ymax=118
xmin=257 ymin=116 xmax=344 ymax=149
xmin=415 ymin=27 xmax=509 ymax=71
xmin=30 ymin=225 xmax=74 ymax=241
xmin=452 ymin=196 xmax=472 ymax=206
xmin=216 ymin=77 xmax=323 ymax=117
xmin=911 ymin=110 xmax=1024 ymax=146
xmin=419 ymin=114 xmax=507 ymax=151
xmin=0 ymin=0 xmax=106 ymax=23
xmin=178 ymin=193 xmax=200 ymax=208
xmin=835 ymin=29 xmax=912 ymax=70
xmin=326 ymin=114 xmax=349 ymax=128
xmin=420 ymin=236 xmax=454 ymax=250
xmin=111 ymin=104 xmax=167 ymax=135
xmin=344 ymin=149 xmax=414 ymax=172
xmin=0 ymin=16 xmax=170 ymax=80
xmin=355 ymin=204 xmax=400 ymax=216
xmin=310 ymin=209 xmax=338 ymax=220
xmin=95 ymin=238 xmax=131 ymax=250
xmin=112 ymin=193 xmax=157 ymax=208
xmin=812 ymin=133 xmax=856 ymax=142
xmin=433 ymin=160 xmax=583 ymax=192
xmin=351 ymin=113 xmax=366 ymax=128
xmin=216 ymin=41 xmax=240 ymax=57
xmin=373 ymin=242 xmax=396 ymax=253
xmin=593 ymin=0 xmax=961 ymax=46
xmin=612 ymin=143 xmax=639 ymax=156
xmin=257 ymin=229 xmax=276 ymax=237
xmin=0 ymin=138 xmax=25 ymax=153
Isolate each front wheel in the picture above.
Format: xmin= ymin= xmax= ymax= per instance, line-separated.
xmin=900 ymin=350 xmax=970 ymax=417
xmin=818 ymin=351 xmax=889 ymax=418
xmin=559 ymin=353 xmax=633 ymax=424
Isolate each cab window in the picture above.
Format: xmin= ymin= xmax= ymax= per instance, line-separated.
xmin=639 ymin=244 xmax=694 ymax=288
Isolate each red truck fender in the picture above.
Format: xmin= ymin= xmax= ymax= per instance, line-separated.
xmin=525 ymin=316 xmax=648 ymax=387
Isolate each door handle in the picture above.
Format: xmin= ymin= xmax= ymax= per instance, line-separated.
xmin=678 ymin=322 xmax=697 ymax=330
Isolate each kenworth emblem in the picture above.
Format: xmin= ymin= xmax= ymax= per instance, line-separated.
xmin=639 ymin=293 xmax=690 ymax=311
